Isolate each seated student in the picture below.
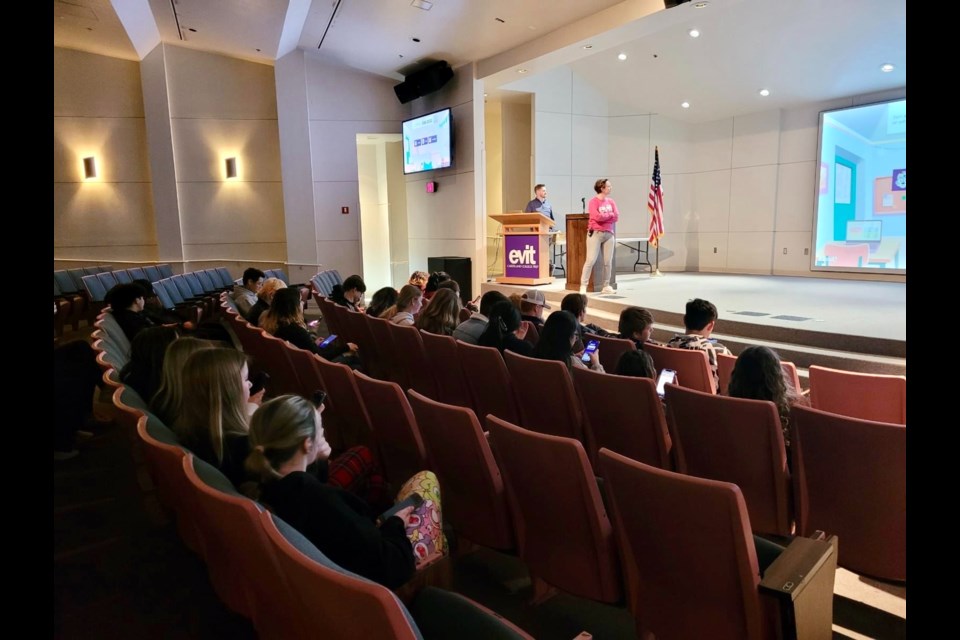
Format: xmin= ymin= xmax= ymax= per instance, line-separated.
xmin=422 ymin=271 xmax=450 ymax=302
xmin=329 ymin=275 xmax=367 ymax=312
xmin=561 ymin=292 xmax=616 ymax=350
xmin=380 ymin=285 xmax=423 ymax=326
xmin=245 ymin=395 xmax=446 ymax=588
xmin=262 ymin=288 xmax=358 ymax=363
xmin=453 ymin=290 xmax=508 ymax=345
xmin=614 ymin=349 xmax=657 ymax=379
xmin=533 ymin=310 xmax=604 ymax=373
xmin=477 ymin=301 xmax=534 ymax=357
xmin=666 ymin=298 xmax=732 ymax=394
xmin=119 ymin=326 xmax=180 ymax=403
xmin=149 ymin=337 xmax=215 ymax=426
xmin=408 ymin=270 xmax=429 ymax=292
xmin=365 ymin=287 xmax=398 ymax=320
xmin=245 ymin=277 xmax=286 ymax=327
xmin=436 ymin=279 xmax=479 ymax=313
xmin=174 ymin=348 xmax=259 ymax=488
xmin=232 ymin=268 xmax=265 ymax=316
xmin=728 ymin=345 xmax=809 ymax=450
xmin=519 ymin=289 xmax=550 ymax=329
xmin=132 ymin=279 xmax=189 ymax=328
xmin=618 ymin=306 xmax=659 ymax=350
xmin=106 ymin=282 xmax=156 ymax=341
xmin=415 ymin=288 xmax=461 ymax=336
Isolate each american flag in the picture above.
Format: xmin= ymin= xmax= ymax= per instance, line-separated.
xmin=648 ymin=146 xmax=664 ymax=248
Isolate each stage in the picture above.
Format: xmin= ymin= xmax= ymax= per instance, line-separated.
xmin=480 ymin=272 xmax=906 ymax=377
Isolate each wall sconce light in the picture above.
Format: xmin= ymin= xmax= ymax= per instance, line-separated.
xmin=225 ymin=157 xmax=238 ymax=180
xmin=83 ymin=156 xmax=98 ymax=180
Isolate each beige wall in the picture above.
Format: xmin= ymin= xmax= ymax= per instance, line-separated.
xmin=301 ymin=54 xmax=409 ymax=282
xmin=405 ymin=63 xmax=485 ymax=297
xmin=54 ymin=48 xmax=158 ymax=266
xmin=163 ymin=46 xmax=286 ymax=269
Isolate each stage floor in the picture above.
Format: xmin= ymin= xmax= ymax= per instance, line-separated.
xmin=481 ymin=272 xmax=906 ymax=371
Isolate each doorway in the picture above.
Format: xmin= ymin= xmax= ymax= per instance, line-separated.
xmin=356 ymin=134 xmax=409 ymax=289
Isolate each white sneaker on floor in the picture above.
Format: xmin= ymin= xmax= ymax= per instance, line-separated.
xmin=579 ymin=285 xmax=587 ymax=295
xmin=601 ymin=286 xmax=615 ymax=294
xmin=54 ymin=449 xmax=79 ymax=461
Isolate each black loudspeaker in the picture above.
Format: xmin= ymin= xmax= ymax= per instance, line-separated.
xmin=394 ymin=61 xmax=454 ymax=104
xmin=427 ymin=256 xmax=472 ymax=305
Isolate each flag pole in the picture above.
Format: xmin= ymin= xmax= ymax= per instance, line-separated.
xmin=652 ymin=244 xmax=663 ymax=277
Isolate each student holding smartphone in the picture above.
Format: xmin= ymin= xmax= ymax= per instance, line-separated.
xmin=532 ymin=310 xmax=604 ymax=373
xmin=245 ymin=395 xmax=447 ymax=588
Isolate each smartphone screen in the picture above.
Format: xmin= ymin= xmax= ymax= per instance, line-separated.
xmin=656 ymin=368 xmax=677 ymax=398
xmin=581 ymin=339 xmax=600 ymax=363
xmin=317 ymin=333 xmax=337 ymax=348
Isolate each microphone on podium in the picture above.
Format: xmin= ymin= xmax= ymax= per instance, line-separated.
xmin=581 ymin=197 xmax=586 ymax=213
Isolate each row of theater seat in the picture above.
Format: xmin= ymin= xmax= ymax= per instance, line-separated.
xmin=223 ymin=294 xmax=863 ymax=636
xmin=90 ymin=306 xmax=537 ymax=640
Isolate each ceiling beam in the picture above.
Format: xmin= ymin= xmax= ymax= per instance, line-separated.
xmin=277 ymin=0 xmax=314 ymax=60
xmin=110 ymin=0 xmax=162 ymax=60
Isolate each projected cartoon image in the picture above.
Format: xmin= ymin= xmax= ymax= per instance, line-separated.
xmin=813 ymin=99 xmax=905 ymax=272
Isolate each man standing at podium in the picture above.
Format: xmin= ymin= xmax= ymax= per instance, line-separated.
xmin=524 ymin=184 xmax=556 ymax=271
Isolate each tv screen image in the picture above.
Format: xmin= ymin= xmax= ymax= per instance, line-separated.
xmin=403 ymin=108 xmax=452 ymax=174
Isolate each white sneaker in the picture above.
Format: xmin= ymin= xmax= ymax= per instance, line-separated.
xmin=579 ymin=285 xmax=587 ymax=295
xmin=54 ymin=449 xmax=79 ymax=461
xmin=601 ymin=286 xmax=615 ymax=294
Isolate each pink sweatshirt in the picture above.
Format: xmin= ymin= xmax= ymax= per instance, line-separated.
xmin=588 ymin=196 xmax=619 ymax=232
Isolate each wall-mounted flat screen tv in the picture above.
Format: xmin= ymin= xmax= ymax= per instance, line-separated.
xmin=402 ymin=107 xmax=453 ymax=174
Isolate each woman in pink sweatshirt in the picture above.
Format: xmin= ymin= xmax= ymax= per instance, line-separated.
xmin=579 ymin=178 xmax=619 ymax=294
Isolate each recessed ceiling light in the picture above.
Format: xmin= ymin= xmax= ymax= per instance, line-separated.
xmin=681 ymin=101 xmax=690 ymax=109
xmin=618 ymin=53 xmax=627 ymax=61
xmin=880 ymin=63 xmax=895 ymax=73
xmin=688 ymin=28 xmax=700 ymax=38
xmin=759 ymin=89 xmax=770 ymax=97
xmin=694 ymin=2 xmax=709 ymax=8
xmin=484 ymin=93 xmax=488 ymax=97
xmin=411 ymin=0 xmax=433 ymax=10
xmin=412 ymin=37 xmax=421 ymax=43
xmin=583 ymin=44 xmax=593 ymax=49
xmin=518 ymin=68 xmax=528 ymax=74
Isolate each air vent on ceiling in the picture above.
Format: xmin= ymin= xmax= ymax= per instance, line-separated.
xmin=411 ymin=0 xmax=433 ymax=10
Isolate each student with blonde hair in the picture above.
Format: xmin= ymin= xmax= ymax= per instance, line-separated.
xmin=380 ymin=284 xmax=423 ymax=326
xmin=149 ymin=337 xmax=216 ymax=426
xmin=414 ymin=287 xmax=461 ymax=336
xmin=246 ymin=395 xmax=446 ymax=588
xmin=245 ymin=277 xmax=286 ymax=327
xmin=408 ymin=270 xmax=429 ymax=291
xmin=174 ymin=348 xmax=254 ymax=488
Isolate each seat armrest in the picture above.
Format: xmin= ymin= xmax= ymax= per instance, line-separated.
xmin=760 ymin=535 xmax=838 ymax=640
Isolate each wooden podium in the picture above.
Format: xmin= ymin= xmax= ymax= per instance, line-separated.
xmin=564 ymin=214 xmax=617 ymax=292
xmin=490 ymin=213 xmax=555 ymax=285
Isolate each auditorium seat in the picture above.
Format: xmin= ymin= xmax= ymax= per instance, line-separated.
xmin=366 ymin=314 xmax=406 ymax=388
xmin=520 ymin=320 xmax=539 ymax=346
xmin=354 ymin=372 xmax=429 ymax=487
xmin=664 ymin=384 xmax=792 ymax=537
xmin=259 ymin=510 xmax=423 ymax=640
xmin=598 ymin=448 xmax=779 ymax=640
xmin=419 ymin=331 xmax=472 ymax=408
xmin=284 ymin=344 xmax=329 ymax=401
xmin=388 ymin=323 xmax=439 ymax=399
xmin=407 ymin=391 xmax=515 ymax=552
xmin=486 ymin=415 xmax=621 ymax=604
xmin=113 ymin=269 xmax=133 ymax=284
xmin=313 ymin=356 xmax=374 ymax=452
xmin=95 ymin=270 xmax=119 ymax=293
xmin=81 ymin=273 xmax=108 ymax=303
xmin=456 ymin=341 xmax=521 ymax=425
xmin=215 ymin=267 xmax=233 ymax=289
xmin=808 ymin=365 xmax=906 ymax=425
xmin=592 ymin=334 xmax=636 ymax=373
xmin=644 ymin=341 xmax=716 ymax=394
xmin=143 ymin=265 xmax=163 ymax=282
xmin=791 ymin=405 xmax=905 ymax=581
xmin=135 ymin=415 xmax=204 ymax=556
xmin=503 ymin=350 xmax=586 ymax=443
xmin=158 ymin=263 xmax=174 ymax=278
xmin=127 ymin=266 xmax=148 ymax=281
xmin=66 ymin=267 xmax=88 ymax=292
xmin=183 ymin=454 xmax=305 ymax=637
xmin=410 ymin=587 xmax=536 ymax=639
xmin=257 ymin=332 xmax=304 ymax=397
xmin=341 ymin=309 xmax=382 ymax=378
xmin=194 ymin=269 xmax=219 ymax=294
xmin=571 ymin=367 xmax=672 ymax=471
